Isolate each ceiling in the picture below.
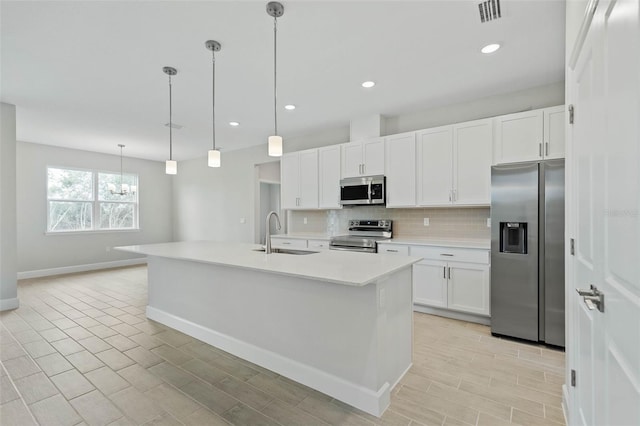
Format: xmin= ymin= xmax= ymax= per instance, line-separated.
xmin=1 ymin=1 xmax=566 ymax=162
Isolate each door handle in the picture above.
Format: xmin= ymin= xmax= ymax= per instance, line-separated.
xmin=576 ymin=285 xmax=605 ymax=312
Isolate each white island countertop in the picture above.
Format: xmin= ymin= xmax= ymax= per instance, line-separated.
xmin=116 ymin=241 xmax=420 ymax=287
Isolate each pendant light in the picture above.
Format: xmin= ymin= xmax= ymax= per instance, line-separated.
xmin=108 ymin=144 xmax=136 ymax=195
xmin=267 ymin=1 xmax=284 ymax=157
xmin=206 ymin=40 xmax=222 ymax=167
xmin=163 ymin=66 xmax=178 ymax=175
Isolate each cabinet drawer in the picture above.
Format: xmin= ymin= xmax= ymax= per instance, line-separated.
xmin=410 ymin=246 xmax=488 ymax=264
xmin=378 ymin=244 xmax=410 ymax=256
xmin=308 ymin=239 xmax=330 ymax=250
xmin=270 ymin=238 xmax=307 ymax=249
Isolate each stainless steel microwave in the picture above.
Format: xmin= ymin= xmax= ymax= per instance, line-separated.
xmin=340 ymin=175 xmax=386 ymax=206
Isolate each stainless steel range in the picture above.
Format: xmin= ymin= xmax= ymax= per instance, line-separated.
xmin=329 ymin=220 xmax=392 ymax=253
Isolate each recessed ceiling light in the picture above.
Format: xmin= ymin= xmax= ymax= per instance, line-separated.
xmin=481 ymin=43 xmax=501 ymax=54
xmin=229 ymin=121 xmax=240 ymax=127
xmin=361 ymin=81 xmax=376 ymax=88
xmin=284 ymin=104 xmax=296 ymax=110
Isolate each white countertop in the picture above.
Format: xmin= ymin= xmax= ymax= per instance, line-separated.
xmin=116 ymin=241 xmax=420 ymax=287
xmin=270 ymin=233 xmax=331 ymax=240
xmin=381 ymin=237 xmax=490 ymax=250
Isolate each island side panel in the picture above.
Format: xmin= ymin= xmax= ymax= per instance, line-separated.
xmin=146 ymin=256 xmax=382 ymax=389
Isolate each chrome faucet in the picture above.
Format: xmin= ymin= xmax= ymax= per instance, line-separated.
xmin=265 ymin=211 xmax=282 ymax=254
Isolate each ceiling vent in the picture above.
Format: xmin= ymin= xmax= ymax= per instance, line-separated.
xmin=478 ymin=0 xmax=502 ymax=23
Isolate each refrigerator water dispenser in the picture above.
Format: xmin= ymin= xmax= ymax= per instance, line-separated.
xmin=500 ymin=222 xmax=527 ymax=254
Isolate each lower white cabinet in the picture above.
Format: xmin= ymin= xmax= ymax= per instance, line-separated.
xmin=307 ymin=239 xmax=330 ymax=250
xmin=380 ymin=243 xmax=490 ymax=317
xmin=270 ymin=237 xmax=307 ymax=249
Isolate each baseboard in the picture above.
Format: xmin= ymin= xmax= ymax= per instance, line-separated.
xmin=562 ymin=384 xmax=570 ymax=425
xmin=17 ymin=258 xmax=147 ymax=279
xmin=147 ymin=305 xmax=390 ymax=417
xmin=413 ymin=304 xmax=491 ymax=325
xmin=0 ymin=297 xmax=19 ymax=311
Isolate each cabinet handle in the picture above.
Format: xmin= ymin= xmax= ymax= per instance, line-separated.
xmin=386 ymin=249 xmax=398 ymax=253
xmin=443 ymin=266 xmax=446 ymax=279
xmin=545 ymin=142 xmax=549 ymax=156
xmin=362 ymin=164 xmax=365 ymax=174
xmin=448 ymin=267 xmax=451 ymax=279
xmin=539 ymin=143 xmax=542 ymax=157
xmin=440 ymin=253 xmax=454 ymax=257
xmin=282 ymin=242 xmax=291 ymax=245
xmin=449 ymin=190 xmax=452 ymax=202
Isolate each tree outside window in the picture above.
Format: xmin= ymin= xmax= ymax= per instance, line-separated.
xmin=47 ymin=167 xmax=139 ymax=232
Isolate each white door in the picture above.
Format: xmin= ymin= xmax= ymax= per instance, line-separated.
xmin=413 ymin=261 xmax=448 ymax=308
xmin=417 ymin=126 xmax=453 ymax=206
xmin=362 ymin=138 xmax=385 ymax=176
xmin=544 ymin=105 xmax=566 ymax=160
xmin=341 ymin=142 xmax=363 ymax=178
xmin=447 ymin=262 xmax=490 ymax=316
xmin=568 ymin=1 xmax=640 ymax=425
xmin=280 ymin=153 xmax=299 ymax=210
xmin=385 ymin=133 xmax=416 ymax=207
xmin=495 ymin=109 xmax=543 ymax=164
xmin=298 ymin=150 xmax=318 ymax=209
xmin=318 ymin=145 xmax=341 ymax=209
xmin=453 ymin=119 xmax=492 ymax=205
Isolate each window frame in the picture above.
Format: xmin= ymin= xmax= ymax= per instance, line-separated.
xmin=46 ymin=165 xmax=140 ymax=234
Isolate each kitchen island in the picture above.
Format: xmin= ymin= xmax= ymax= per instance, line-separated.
xmin=116 ymin=241 xmax=420 ymax=417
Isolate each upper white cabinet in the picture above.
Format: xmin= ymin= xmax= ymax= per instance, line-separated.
xmin=385 ymin=132 xmax=416 ymax=207
xmin=494 ymin=105 xmax=565 ymax=164
xmin=341 ymin=138 xmax=385 ymax=178
xmin=318 ymin=145 xmax=341 ymax=209
xmin=417 ymin=118 xmax=492 ymax=206
xmin=280 ymin=149 xmax=318 ymax=210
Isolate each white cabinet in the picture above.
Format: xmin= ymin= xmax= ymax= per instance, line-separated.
xmin=341 ymin=138 xmax=385 ymax=178
xmin=280 ymin=149 xmax=318 ymax=210
xmin=410 ymin=245 xmax=490 ymax=317
xmin=270 ymin=237 xmax=308 ymax=249
xmin=307 ymin=239 xmax=330 ymax=250
xmin=377 ymin=244 xmax=410 ymax=256
xmin=318 ymin=146 xmax=341 ymax=209
xmin=385 ymin=133 xmax=416 ymax=207
xmin=494 ymin=105 xmax=565 ymax=164
xmin=417 ymin=119 xmax=492 ymax=206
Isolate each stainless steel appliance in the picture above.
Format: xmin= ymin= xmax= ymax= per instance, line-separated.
xmin=329 ymin=220 xmax=392 ymax=253
xmin=490 ymin=159 xmax=565 ymax=347
xmin=339 ymin=175 xmax=385 ymax=206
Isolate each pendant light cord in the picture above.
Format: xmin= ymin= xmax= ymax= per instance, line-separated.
xmin=273 ymin=16 xmax=278 ymax=136
xmin=169 ymin=74 xmax=173 ymax=161
xmin=119 ymin=145 xmax=123 ymax=189
xmin=212 ymin=50 xmax=216 ymax=150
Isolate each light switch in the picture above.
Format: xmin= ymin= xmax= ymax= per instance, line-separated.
xmin=303 ymin=217 xmax=308 ymax=225
xmin=423 ymin=218 xmax=430 ymax=226
xmin=487 ymin=218 xmax=491 ymax=227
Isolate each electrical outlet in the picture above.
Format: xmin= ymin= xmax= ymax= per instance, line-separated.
xmin=423 ymin=218 xmax=430 ymax=226
xmin=303 ymin=217 xmax=308 ymax=225
xmin=487 ymin=218 xmax=491 ymax=227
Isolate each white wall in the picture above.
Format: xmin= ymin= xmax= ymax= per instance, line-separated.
xmin=1 ymin=103 xmax=18 ymax=310
xmin=16 ymin=142 xmax=173 ymax=274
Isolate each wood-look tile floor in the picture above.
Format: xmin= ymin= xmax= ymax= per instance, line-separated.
xmin=0 ymin=266 xmax=566 ymax=426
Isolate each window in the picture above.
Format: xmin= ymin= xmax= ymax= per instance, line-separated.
xmin=47 ymin=167 xmax=139 ymax=232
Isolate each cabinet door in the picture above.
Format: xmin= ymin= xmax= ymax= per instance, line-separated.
xmin=280 ymin=153 xmax=299 ymax=210
xmin=494 ymin=110 xmax=544 ymax=164
xmin=362 ymin=138 xmax=385 ymax=176
xmin=413 ymin=261 xmax=448 ymax=308
xmin=385 ymin=133 xmax=416 ymax=207
xmin=341 ymin=142 xmax=363 ymax=178
xmin=298 ymin=150 xmax=319 ymax=209
xmin=543 ymin=105 xmax=565 ymax=159
xmin=318 ymin=146 xmax=341 ymax=209
xmin=447 ymin=262 xmax=490 ymax=316
xmin=417 ymin=126 xmax=453 ymax=206
xmin=454 ymin=119 xmax=492 ymax=205
xmin=377 ymin=244 xmax=410 ymax=256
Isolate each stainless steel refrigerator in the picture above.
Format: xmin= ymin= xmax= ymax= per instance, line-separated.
xmin=490 ymin=159 xmax=565 ymax=347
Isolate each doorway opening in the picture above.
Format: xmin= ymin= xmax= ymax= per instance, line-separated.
xmin=254 ymin=161 xmax=282 ymax=244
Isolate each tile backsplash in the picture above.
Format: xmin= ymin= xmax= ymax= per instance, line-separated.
xmin=288 ymin=207 xmax=490 ymax=239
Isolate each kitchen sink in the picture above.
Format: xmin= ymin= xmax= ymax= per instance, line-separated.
xmin=253 ymin=248 xmax=319 ymax=255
